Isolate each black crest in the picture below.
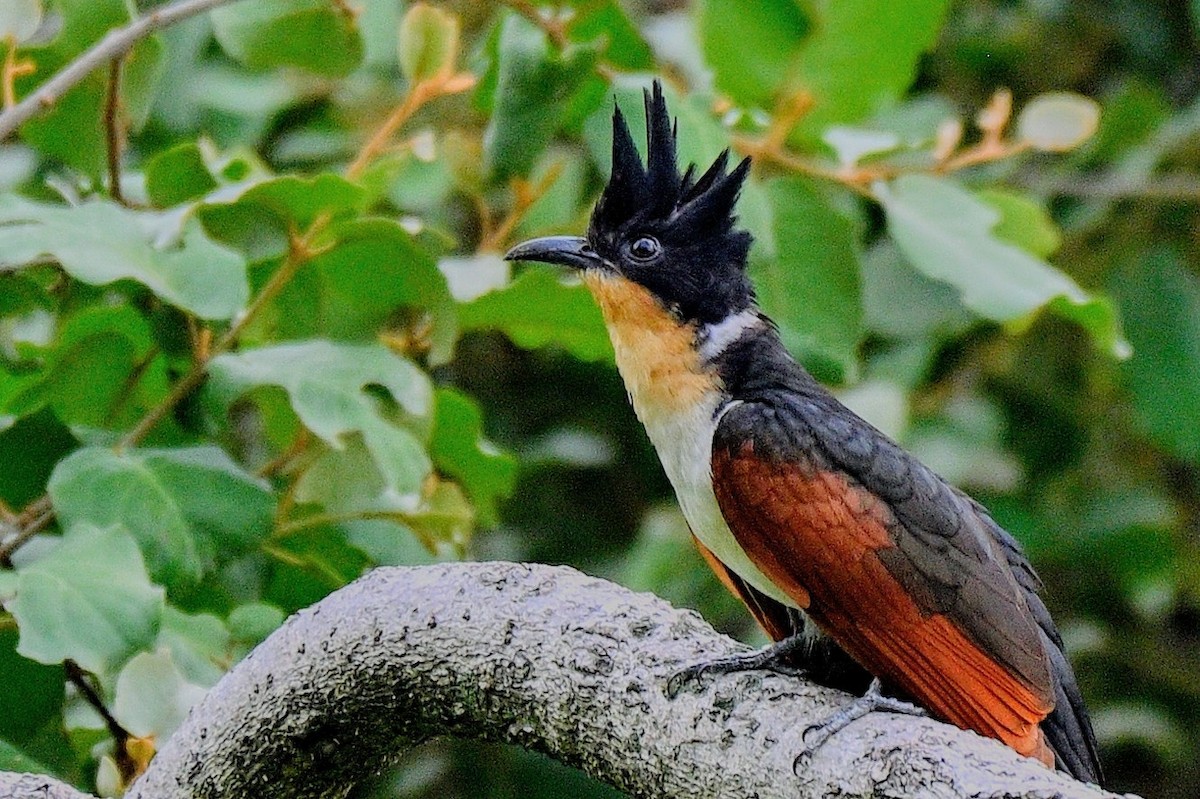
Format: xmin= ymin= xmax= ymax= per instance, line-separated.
xmin=589 ymin=81 xmax=751 ymax=245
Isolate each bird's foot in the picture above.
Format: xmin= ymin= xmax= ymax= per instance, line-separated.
xmin=791 ymin=678 xmax=925 ymax=773
xmin=666 ymin=633 xmax=808 ymax=698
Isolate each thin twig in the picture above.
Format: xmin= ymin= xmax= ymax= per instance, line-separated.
xmin=344 ymin=83 xmax=435 ymax=180
xmin=115 ymin=247 xmax=309 ymax=452
xmin=477 ymin=164 xmax=564 ymax=253
xmin=0 ymin=506 xmax=53 ymax=567
xmin=104 ymin=56 xmax=126 ymax=205
xmin=0 ymin=497 xmax=16 ymax=525
xmin=0 ymin=0 xmax=245 ymax=140
xmin=64 ymin=660 xmax=138 ymax=784
xmin=2 ymin=35 xmax=36 ymax=110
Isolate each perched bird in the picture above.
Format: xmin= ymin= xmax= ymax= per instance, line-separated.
xmin=505 ymin=82 xmax=1102 ymax=785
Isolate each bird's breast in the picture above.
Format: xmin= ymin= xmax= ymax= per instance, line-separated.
xmin=582 ymin=272 xmax=799 ymax=609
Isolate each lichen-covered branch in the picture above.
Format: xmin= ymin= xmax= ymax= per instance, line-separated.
xmin=2 ymin=563 xmax=1132 ymax=799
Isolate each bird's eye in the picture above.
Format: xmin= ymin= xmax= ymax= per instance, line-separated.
xmin=628 ymin=236 xmax=661 ymax=262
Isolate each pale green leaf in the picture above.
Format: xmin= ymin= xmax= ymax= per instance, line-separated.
xmin=1017 ymin=92 xmax=1101 ymax=152
xmin=0 ymin=0 xmax=42 ymax=43
xmin=823 ymin=127 xmax=901 ymax=167
xmin=48 ymin=446 xmax=274 ymax=590
xmin=113 ymin=648 xmax=208 ymax=740
xmin=209 ymin=342 xmax=434 ymax=504
xmin=398 ymin=3 xmax=460 ymax=83
xmin=10 ymin=524 xmax=164 ymax=674
xmin=158 ymin=607 xmax=230 ymax=687
xmin=879 ymin=175 xmax=1128 ymax=357
xmin=0 ymin=196 xmax=248 ymax=320
xmin=227 ymin=602 xmax=285 ymax=647
xmin=977 ymin=189 xmax=1062 ymax=258
xmin=211 ymin=0 xmax=363 ymax=77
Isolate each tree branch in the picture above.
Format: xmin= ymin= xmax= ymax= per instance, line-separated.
xmin=0 ymin=0 xmax=244 ymax=141
xmin=0 ymin=563 xmax=1135 ymax=799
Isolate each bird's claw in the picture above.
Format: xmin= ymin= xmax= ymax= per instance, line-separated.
xmin=789 ymin=678 xmax=925 ymax=773
xmin=665 ymin=634 xmax=809 ymax=698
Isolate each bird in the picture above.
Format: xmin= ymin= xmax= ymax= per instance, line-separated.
xmin=505 ymin=81 xmax=1103 ymax=785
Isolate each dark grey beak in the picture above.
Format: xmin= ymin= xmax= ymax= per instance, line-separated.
xmin=504 ymin=236 xmax=605 ymax=270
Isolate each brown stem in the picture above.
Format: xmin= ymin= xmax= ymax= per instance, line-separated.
xmin=477 ymin=164 xmax=563 ymax=253
xmin=104 ymin=56 xmax=126 ymax=205
xmin=0 ymin=504 xmax=53 ymax=567
xmin=64 ymin=660 xmax=138 ymax=784
xmin=0 ymin=0 xmax=243 ymax=140
xmin=345 ymin=83 xmax=434 ymax=180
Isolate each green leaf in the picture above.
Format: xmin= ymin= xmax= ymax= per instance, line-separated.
xmin=209 ymin=342 xmax=434 ymax=505
xmin=753 ymin=176 xmax=862 ymax=374
xmin=787 ymin=0 xmax=951 ymax=141
xmin=977 ymin=189 xmax=1062 ymax=258
xmin=211 ymin=0 xmax=363 ymax=77
xmin=1016 ymin=92 xmax=1101 ymax=152
xmin=697 ymin=0 xmax=811 ymax=108
xmin=0 ymin=196 xmax=248 ymax=321
xmin=862 ymin=241 xmax=969 ymax=342
xmin=145 ymin=142 xmax=219 ymax=207
xmin=227 ymin=602 xmax=284 ymax=647
xmin=0 ymin=628 xmax=63 ymax=744
xmin=0 ymin=0 xmax=42 ymax=43
xmin=267 ymin=218 xmax=456 ymax=363
xmin=10 ymin=524 xmax=164 ymax=674
xmin=0 ymin=738 xmax=49 ymax=773
xmin=458 ymin=267 xmax=612 ymax=361
xmin=483 ymin=13 xmax=601 ymax=180
xmin=429 ymin=389 xmax=516 ymax=526
xmin=513 ymin=151 xmax=589 ymax=241
xmin=158 ymin=607 xmax=230 ymax=687
xmin=398 ymin=3 xmax=460 ymax=83
xmin=1087 ymin=78 xmax=1170 ymax=162
xmin=6 ymin=304 xmax=171 ymax=429
xmin=48 ymin=446 xmax=274 ymax=590
xmin=879 ymin=175 xmax=1129 ymax=358
xmin=113 ymin=649 xmax=208 ymax=740
xmin=403 ymin=479 xmax=473 ymax=554
xmin=563 ymin=0 xmax=653 ymax=70
xmin=265 ymin=525 xmax=370 ymax=611
xmin=1113 ymin=250 xmax=1200 ymax=463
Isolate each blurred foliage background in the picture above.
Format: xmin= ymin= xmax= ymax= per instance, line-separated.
xmin=0 ymin=0 xmax=1198 ymax=797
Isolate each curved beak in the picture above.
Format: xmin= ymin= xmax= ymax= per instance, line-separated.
xmin=504 ymin=236 xmax=605 ymax=271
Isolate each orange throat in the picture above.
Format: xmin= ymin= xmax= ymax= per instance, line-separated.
xmin=582 ymin=272 xmax=719 ymax=413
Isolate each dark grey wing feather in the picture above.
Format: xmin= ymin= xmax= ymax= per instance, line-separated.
xmin=797 ymin=393 xmax=1102 ymax=784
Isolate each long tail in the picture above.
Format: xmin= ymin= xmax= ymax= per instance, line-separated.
xmin=1040 ymin=629 xmax=1104 ymax=785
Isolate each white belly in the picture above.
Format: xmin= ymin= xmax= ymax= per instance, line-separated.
xmin=635 ymin=392 xmax=802 ymax=610
xmin=581 ymin=272 xmax=801 ymax=611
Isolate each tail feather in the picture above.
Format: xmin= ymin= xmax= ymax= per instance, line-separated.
xmin=1040 ymin=631 xmax=1104 ymax=786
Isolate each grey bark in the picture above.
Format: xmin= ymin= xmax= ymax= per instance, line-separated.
xmin=1 ymin=562 xmax=1136 ymax=799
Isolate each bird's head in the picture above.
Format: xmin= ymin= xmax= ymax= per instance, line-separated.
xmin=505 ymin=82 xmax=755 ymax=327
